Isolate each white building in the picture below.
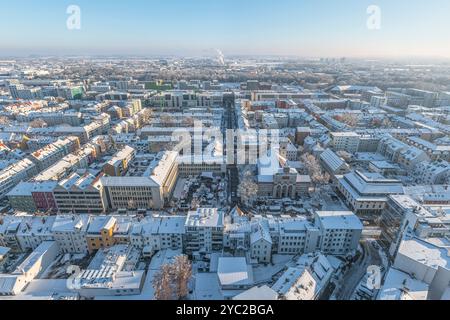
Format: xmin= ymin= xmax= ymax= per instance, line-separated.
xmin=337 ymin=170 xmax=404 ymax=215
xmin=250 ymin=222 xmax=272 ymax=263
xmin=330 ymin=132 xmax=360 ymax=153
xmin=101 ymin=151 xmax=179 ymax=210
xmin=272 ymin=253 xmax=335 ymax=300
xmin=0 ymin=241 xmax=59 ymax=296
xmin=314 ymin=211 xmax=363 ymax=256
xmin=185 ymin=208 xmax=224 ymax=254
xmin=414 ymin=160 xmax=450 ymax=184
xmin=51 ymin=215 xmax=90 ymax=254
xmin=393 ymin=236 xmax=450 ymax=300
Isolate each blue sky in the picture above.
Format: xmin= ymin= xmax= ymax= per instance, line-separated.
xmin=0 ymin=0 xmax=449 ymax=58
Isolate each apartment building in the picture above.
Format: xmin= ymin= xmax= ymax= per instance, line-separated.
xmin=0 ymin=159 xmax=38 ymax=199
xmin=184 ymin=208 xmax=224 ymax=254
xmin=86 ymin=216 xmax=117 ymax=253
xmin=314 ymin=211 xmax=363 ymax=256
xmin=51 ymin=215 xmax=90 ymax=254
xmin=330 ymin=132 xmax=360 ymax=153
xmin=103 ymin=145 xmax=136 ymax=176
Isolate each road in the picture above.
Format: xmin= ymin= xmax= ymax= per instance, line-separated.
xmin=224 ymin=99 xmax=239 ymax=206
xmin=337 ymin=240 xmax=382 ymax=300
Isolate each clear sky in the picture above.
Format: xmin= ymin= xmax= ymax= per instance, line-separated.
xmin=1 ymin=0 xmax=450 ymax=58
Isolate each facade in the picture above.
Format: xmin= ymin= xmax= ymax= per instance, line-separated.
xmin=6 ymin=182 xmax=37 ymax=212
xmin=330 ymin=132 xmax=360 ymax=153
xmin=250 ymin=222 xmax=272 ymax=263
xmin=53 ymin=172 xmax=107 ymax=214
xmin=337 ymin=170 xmax=404 ymax=216
xmin=314 ymin=211 xmax=363 ymax=256
xmin=51 ymin=215 xmax=90 ymax=253
xmin=0 ymin=159 xmax=38 ymax=199
xmin=103 ymin=145 xmax=136 ymax=176
xmin=101 ymin=151 xmax=179 ymax=210
xmin=257 ymin=152 xmax=311 ymax=199
xmin=86 ymin=216 xmax=117 ymax=253
xmin=184 ymin=208 xmax=224 ymax=254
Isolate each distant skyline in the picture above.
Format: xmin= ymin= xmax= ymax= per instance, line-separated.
xmin=1 ymin=0 xmax=450 ymax=59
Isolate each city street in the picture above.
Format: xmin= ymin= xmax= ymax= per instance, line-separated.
xmin=336 ymin=240 xmax=382 ymax=300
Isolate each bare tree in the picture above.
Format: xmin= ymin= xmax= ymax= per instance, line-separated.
xmin=333 ymin=114 xmax=358 ymax=127
xmin=153 ymin=256 xmax=192 ymax=300
xmin=172 ymin=255 xmax=192 ymax=299
xmin=153 ymin=263 xmax=175 ymax=300
xmin=301 ymin=153 xmax=330 ymax=185
xmin=29 ymin=118 xmax=47 ymax=128
xmin=238 ymin=169 xmax=259 ymax=206
xmin=0 ymin=116 xmax=10 ymax=125
xmin=182 ymin=116 xmax=194 ymax=127
xmin=161 ymin=114 xmax=174 ymax=127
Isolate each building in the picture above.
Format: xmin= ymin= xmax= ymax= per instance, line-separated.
xmin=337 ymin=171 xmax=404 ymax=216
xmin=257 ymin=151 xmax=311 ymax=199
xmin=0 ymin=216 xmax=24 ymax=252
xmin=31 ymin=181 xmax=58 ymax=213
xmin=184 ymin=208 xmax=224 ymax=254
xmin=377 ymin=135 xmax=429 ymax=170
xmin=6 ymin=182 xmax=37 ymax=212
xmin=414 ymin=161 xmax=450 ymax=185
xmin=250 ymin=222 xmax=272 ymax=264
xmin=272 ymin=253 xmax=335 ymax=300
xmin=16 ymin=216 xmax=56 ymax=251
xmin=53 ymin=173 xmax=107 ymax=214
xmin=320 ymin=148 xmax=350 ymax=176
xmin=103 ymin=145 xmax=136 ymax=176
xmin=0 ymin=159 xmax=38 ymax=199
xmin=73 ymin=245 xmax=145 ymax=298
xmin=393 ymin=236 xmax=450 ymax=300
xmin=101 ymin=151 xmax=179 ymax=210
xmin=217 ymin=257 xmax=253 ymax=292
xmin=0 ymin=241 xmax=59 ymax=296
xmin=404 ymin=136 xmax=450 ymax=161
xmin=29 ymin=136 xmax=80 ymax=171
xmin=314 ymin=211 xmax=363 ymax=256
xmin=86 ymin=216 xmax=117 ymax=253
xmin=51 ymin=215 xmax=90 ymax=254
xmin=330 ymin=132 xmax=360 ymax=153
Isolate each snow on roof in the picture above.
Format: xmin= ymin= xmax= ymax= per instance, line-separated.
xmin=250 ymin=222 xmax=272 ymax=245
xmin=51 ymin=215 xmax=90 ymax=233
xmin=378 ymin=268 xmax=429 ymax=300
xmin=315 ymin=211 xmax=363 ymax=230
xmin=87 ymin=216 xmax=116 ymax=233
xmin=14 ymin=241 xmax=58 ymax=275
xmin=397 ymin=237 xmax=450 ymax=271
xmin=194 ymin=273 xmax=224 ymax=300
xmin=186 ymin=208 xmax=223 ymax=228
xmin=341 ymin=170 xmax=404 ymax=196
xmin=233 ymin=285 xmax=278 ymax=300
xmin=320 ymin=149 xmax=347 ymax=172
xmin=217 ymin=257 xmax=253 ymax=287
